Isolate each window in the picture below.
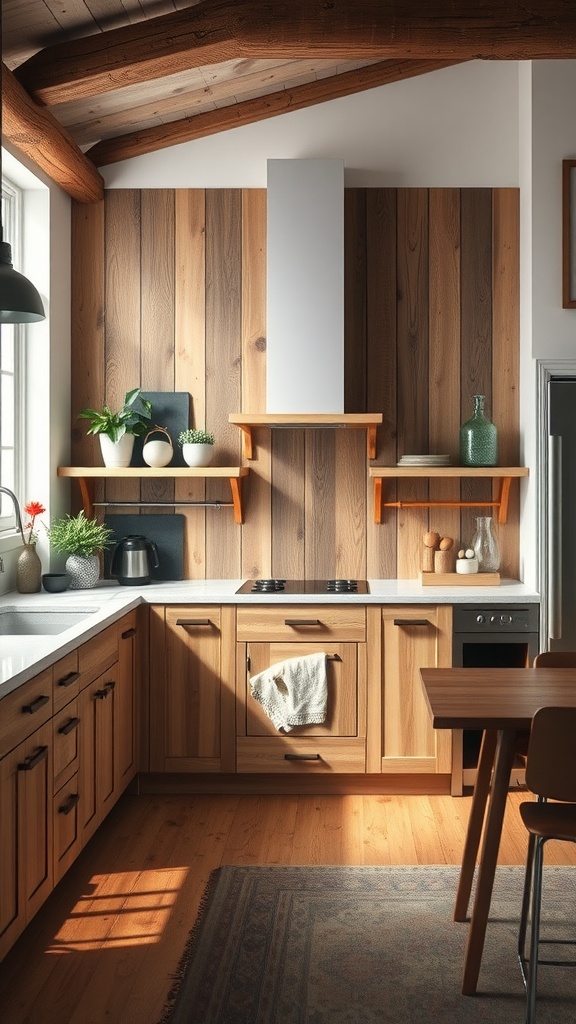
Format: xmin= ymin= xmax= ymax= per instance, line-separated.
xmin=0 ymin=178 xmax=24 ymax=533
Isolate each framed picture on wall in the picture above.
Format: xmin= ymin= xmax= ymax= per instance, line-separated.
xmin=562 ymin=159 xmax=576 ymax=308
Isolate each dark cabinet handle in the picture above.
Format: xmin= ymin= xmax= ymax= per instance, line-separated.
xmin=94 ymin=680 xmax=116 ymax=699
xmin=326 ymin=654 xmax=341 ymax=662
xmin=393 ymin=619 xmax=430 ymax=627
xmin=284 ymin=619 xmax=321 ymax=627
xmin=121 ymin=627 xmax=137 ymax=639
xmin=18 ymin=746 xmax=48 ymax=771
xmin=58 ymin=716 xmax=80 ymax=735
xmin=176 ymin=618 xmax=213 ymax=627
xmin=59 ymin=792 xmax=80 ymax=815
xmin=284 ymin=753 xmax=321 ymax=761
xmin=57 ymin=671 xmax=80 ymax=688
xmin=22 ymin=694 xmax=50 ymax=715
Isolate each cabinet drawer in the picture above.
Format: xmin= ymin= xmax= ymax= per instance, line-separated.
xmin=0 ymin=671 xmax=53 ymax=756
xmin=236 ymin=605 xmax=366 ymax=642
xmin=78 ymin=624 xmax=118 ymax=688
xmin=53 ymin=774 xmax=81 ymax=882
xmin=52 ymin=651 xmax=81 ymax=713
xmin=53 ymin=698 xmax=80 ymax=793
xmin=236 ymin=737 xmax=366 ymax=773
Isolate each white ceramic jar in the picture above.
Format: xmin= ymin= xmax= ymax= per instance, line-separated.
xmin=142 ymin=426 xmax=173 ymax=467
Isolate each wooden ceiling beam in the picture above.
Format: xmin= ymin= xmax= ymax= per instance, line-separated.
xmin=16 ymin=0 xmax=576 ymax=107
xmin=2 ymin=65 xmax=104 ymax=203
xmin=86 ymin=58 xmax=462 ymax=167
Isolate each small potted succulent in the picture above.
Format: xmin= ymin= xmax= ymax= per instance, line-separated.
xmin=178 ymin=428 xmax=215 ymax=467
xmin=78 ymin=387 xmax=152 ymax=467
xmin=48 ymin=512 xmax=115 ymax=589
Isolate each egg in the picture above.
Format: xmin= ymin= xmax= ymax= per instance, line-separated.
xmin=423 ymin=531 xmax=440 ymax=548
xmin=439 ymin=536 xmax=453 ymax=550
xmin=457 ymin=549 xmax=465 ymax=559
xmin=465 ymin=548 xmax=475 ymax=559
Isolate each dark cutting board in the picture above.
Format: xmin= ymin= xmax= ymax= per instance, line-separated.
xmin=104 ymin=514 xmax=185 ymax=581
xmin=131 ymin=392 xmax=191 ymax=468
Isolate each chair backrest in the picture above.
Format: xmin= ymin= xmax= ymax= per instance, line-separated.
xmin=534 ymin=650 xmax=576 ymax=667
xmin=525 ymin=706 xmax=576 ymax=802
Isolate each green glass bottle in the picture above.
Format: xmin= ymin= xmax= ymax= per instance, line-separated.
xmin=459 ymin=395 xmax=498 ymax=467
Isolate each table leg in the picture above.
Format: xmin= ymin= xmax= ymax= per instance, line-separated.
xmin=454 ymin=728 xmax=498 ymax=922
xmin=461 ymin=728 xmax=517 ymax=995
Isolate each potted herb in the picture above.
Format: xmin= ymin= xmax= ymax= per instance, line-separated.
xmin=48 ymin=512 xmax=115 ymax=589
xmin=178 ymin=428 xmax=215 ymax=467
xmin=78 ymin=388 xmax=152 ymax=467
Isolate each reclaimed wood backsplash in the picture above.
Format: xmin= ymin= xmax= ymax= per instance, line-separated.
xmin=71 ymin=187 xmax=520 ymax=580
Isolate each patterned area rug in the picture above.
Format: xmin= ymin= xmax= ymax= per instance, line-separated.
xmin=158 ymin=865 xmax=576 ymax=1024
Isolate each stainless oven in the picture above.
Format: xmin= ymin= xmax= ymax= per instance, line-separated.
xmin=451 ymin=603 xmax=540 ymax=794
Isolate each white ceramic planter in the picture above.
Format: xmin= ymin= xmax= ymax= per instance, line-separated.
xmin=182 ymin=443 xmax=214 ymax=467
xmin=99 ymin=432 xmax=135 ymax=468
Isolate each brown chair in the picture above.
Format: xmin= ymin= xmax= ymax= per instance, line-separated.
xmin=515 ymin=651 xmax=576 ymax=762
xmin=517 ymin=705 xmax=576 ymax=1024
xmin=534 ymin=650 xmax=576 ymax=668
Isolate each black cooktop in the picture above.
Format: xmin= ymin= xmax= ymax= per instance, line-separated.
xmin=236 ymin=579 xmax=370 ymax=595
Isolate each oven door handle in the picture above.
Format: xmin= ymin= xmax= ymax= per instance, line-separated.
xmin=549 ymin=434 xmax=563 ymax=640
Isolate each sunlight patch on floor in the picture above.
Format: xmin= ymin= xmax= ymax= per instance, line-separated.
xmin=47 ymin=867 xmax=190 ymax=952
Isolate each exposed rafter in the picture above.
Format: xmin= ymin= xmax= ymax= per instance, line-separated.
xmin=15 ymin=0 xmax=576 ymax=108
xmin=87 ymin=58 xmax=462 ymax=167
xmin=2 ymin=64 xmax=104 ymax=203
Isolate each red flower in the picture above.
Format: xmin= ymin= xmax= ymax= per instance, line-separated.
xmin=24 ymin=501 xmax=45 ymax=518
xmin=23 ymin=500 xmax=46 ymax=545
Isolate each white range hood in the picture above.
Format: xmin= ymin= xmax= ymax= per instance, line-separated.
xmin=229 ymin=158 xmax=382 ymax=457
xmin=266 ymin=158 xmax=344 ymax=414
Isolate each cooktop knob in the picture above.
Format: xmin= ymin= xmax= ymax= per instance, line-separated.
xmin=500 ymin=614 xmax=512 ymax=625
xmin=476 ymin=615 xmax=486 ymax=624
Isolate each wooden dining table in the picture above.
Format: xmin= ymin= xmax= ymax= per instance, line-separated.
xmin=420 ymin=666 xmax=576 ymax=996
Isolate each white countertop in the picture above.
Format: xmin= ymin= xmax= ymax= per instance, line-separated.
xmin=0 ymin=578 xmax=540 ymax=696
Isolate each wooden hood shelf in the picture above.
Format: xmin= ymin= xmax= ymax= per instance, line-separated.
xmin=229 ymin=413 xmax=383 ymax=459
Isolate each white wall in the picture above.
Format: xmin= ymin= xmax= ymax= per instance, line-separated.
xmin=102 ymin=61 xmax=520 ymax=188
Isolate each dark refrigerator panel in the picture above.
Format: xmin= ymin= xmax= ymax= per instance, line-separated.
xmin=548 ymin=379 xmax=576 ymax=649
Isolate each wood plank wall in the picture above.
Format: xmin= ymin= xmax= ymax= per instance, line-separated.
xmin=71 ymin=187 xmax=520 ymax=581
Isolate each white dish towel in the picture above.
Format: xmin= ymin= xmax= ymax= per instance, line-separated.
xmin=249 ymin=652 xmax=328 ymax=732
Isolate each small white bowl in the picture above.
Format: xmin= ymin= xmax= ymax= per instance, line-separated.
xmin=456 ymin=557 xmax=479 ymax=574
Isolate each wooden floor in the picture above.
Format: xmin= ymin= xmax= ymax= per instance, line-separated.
xmin=1 ymin=789 xmax=575 ymax=1024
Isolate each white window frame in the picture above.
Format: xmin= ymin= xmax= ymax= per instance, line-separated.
xmin=1 ymin=177 xmax=25 ymax=535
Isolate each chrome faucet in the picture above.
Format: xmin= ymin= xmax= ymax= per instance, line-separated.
xmin=0 ymin=485 xmax=25 ymax=541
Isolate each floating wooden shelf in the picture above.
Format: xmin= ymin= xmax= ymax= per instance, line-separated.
xmin=368 ymin=466 xmax=529 ymax=525
xmin=229 ymin=413 xmax=383 ymax=460
xmin=57 ymin=466 xmax=250 ymax=524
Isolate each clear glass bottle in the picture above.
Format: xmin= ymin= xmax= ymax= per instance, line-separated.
xmin=459 ymin=394 xmax=498 ymax=467
xmin=471 ymin=516 xmax=500 ymax=572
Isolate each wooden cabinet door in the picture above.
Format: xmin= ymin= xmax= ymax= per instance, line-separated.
xmin=149 ymin=606 xmax=236 ymax=773
xmin=79 ymin=666 xmax=117 ymax=845
xmin=242 ymin=642 xmax=359 ymax=737
xmin=116 ymin=614 xmax=138 ymax=793
xmin=381 ymin=606 xmax=452 ymax=774
xmin=0 ymin=721 xmax=53 ymax=961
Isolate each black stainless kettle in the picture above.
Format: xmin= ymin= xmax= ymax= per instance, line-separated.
xmin=110 ymin=535 xmax=160 ymax=585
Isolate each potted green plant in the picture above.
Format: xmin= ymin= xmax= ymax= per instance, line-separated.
xmin=48 ymin=512 xmax=115 ymax=589
xmin=178 ymin=428 xmax=215 ymax=467
xmin=78 ymin=387 xmax=152 ymax=467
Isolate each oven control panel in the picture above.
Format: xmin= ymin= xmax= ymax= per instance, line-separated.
xmin=452 ymin=604 xmax=540 ymax=633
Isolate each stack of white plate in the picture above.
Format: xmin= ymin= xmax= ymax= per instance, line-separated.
xmin=397 ymin=454 xmax=451 ymax=466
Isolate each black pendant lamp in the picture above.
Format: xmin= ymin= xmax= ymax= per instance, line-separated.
xmin=1 ymin=13 xmax=46 ymax=324
xmin=0 ymin=235 xmax=46 ymax=323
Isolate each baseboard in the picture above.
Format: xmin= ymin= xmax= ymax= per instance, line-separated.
xmin=136 ymin=772 xmax=453 ymax=796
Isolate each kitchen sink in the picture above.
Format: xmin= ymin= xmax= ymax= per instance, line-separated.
xmin=0 ymin=607 xmax=100 ymax=636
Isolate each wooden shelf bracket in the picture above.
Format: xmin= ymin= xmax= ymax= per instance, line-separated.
xmin=370 ymin=467 xmax=528 ymax=524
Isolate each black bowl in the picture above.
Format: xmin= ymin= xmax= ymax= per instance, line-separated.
xmin=42 ymin=573 xmax=71 ymax=593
